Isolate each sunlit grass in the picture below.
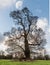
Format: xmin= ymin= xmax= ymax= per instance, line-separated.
xmin=0 ymin=60 xmax=50 ymax=65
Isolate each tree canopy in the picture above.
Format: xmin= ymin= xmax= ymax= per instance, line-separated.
xmin=4 ymin=7 xmax=46 ymax=59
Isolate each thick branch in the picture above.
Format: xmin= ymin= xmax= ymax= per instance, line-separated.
xmin=6 ymin=44 xmax=25 ymax=53
xmin=17 ymin=17 xmax=26 ymax=35
xmin=27 ymin=15 xmax=32 ymax=35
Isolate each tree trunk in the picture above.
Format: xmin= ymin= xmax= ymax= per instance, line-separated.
xmin=24 ymin=35 xmax=30 ymax=59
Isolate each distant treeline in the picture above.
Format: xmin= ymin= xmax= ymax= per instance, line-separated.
xmin=0 ymin=55 xmax=13 ymax=59
xmin=0 ymin=55 xmax=50 ymax=60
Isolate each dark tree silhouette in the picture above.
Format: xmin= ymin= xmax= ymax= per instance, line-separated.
xmin=4 ymin=7 xmax=46 ymax=59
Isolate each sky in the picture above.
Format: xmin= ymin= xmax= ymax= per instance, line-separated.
xmin=0 ymin=0 xmax=49 ymax=54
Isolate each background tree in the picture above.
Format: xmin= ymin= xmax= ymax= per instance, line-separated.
xmin=4 ymin=7 xmax=46 ymax=59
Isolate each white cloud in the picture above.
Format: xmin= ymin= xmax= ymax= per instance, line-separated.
xmin=0 ymin=0 xmax=16 ymax=8
xmin=16 ymin=0 xmax=23 ymax=10
xmin=0 ymin=35 xmax=8 ymax=51
xmin=46 ymin=27 xmax=50 ymax=41
xmin=0 ymin=33 xmax=9 ymax=44
xmin=0 ymin=0 xmax=24 ymax=9
xmin=45 ymin=27 xmax=50 ymax=55
xmin=36 ymin=18 xmax=48 ymax=31
xmin=46 ymin=48 xmax=50 ymax=55
xmin=4 ymin=36 xmax=9 ymax=41
xmin=0 ymin=44 xmax=7 ymax=51
xmin=48 ymin=27 xmax=50 ymax=33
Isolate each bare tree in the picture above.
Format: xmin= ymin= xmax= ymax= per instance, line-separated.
xmin=4 ymin=7 xmax=46 ymax=59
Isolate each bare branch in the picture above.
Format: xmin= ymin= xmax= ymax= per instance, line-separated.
xmin=27 ymin=16 xmax=38 ymax=35
xmin=15 ymin=44 xmax=25 ymax=52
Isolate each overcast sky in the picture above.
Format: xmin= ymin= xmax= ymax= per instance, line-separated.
xmin=0 ymin=0 xmax=49 ymax=53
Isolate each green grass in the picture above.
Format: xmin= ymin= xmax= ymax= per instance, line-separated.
xmin=0 ymin=60 xmax=50 ymax=65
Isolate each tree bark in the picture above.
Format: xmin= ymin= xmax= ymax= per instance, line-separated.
xmin=24 ymin=34 xmax=30 ymax=59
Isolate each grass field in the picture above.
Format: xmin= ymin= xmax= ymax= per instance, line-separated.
xmin=0 ymin=60 xmax=50 ymax=65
